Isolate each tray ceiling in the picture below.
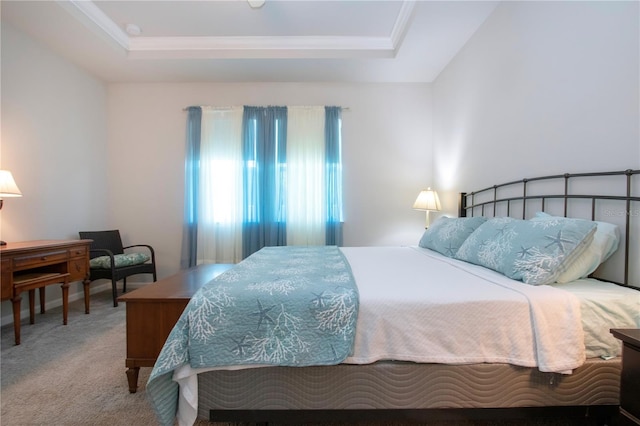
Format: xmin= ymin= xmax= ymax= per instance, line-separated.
xmin=1 ymin=0 xmax=499 ymax=83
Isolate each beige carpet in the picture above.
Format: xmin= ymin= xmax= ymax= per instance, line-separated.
xmin=0 ymin=290 xmax=606 ymax=426
xmin=1 ymin=291 xmax=158 ymax=425
xmin=2 ymin=325 xmax=155 ymax=425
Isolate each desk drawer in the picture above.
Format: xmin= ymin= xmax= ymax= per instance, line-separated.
xmin=13 ymin=250 xmax=68 ymax=269
xmin=69 ymin=245 xmax=88 ymax=258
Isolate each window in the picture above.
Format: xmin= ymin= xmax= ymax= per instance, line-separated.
xmin=181 ymin=105 xmax=343 ymax=266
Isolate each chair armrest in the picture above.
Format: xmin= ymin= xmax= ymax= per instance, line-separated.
xmin=89 ymin=248 xmax=115 ymax=258
xmin=123 ymin=244 xmax=156 ymax=264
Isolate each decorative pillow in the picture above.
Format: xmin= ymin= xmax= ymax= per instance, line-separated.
xmin=531 ymin=212 xmax=619 ymax=283
xmin=90 ymin=253 xmax=150 ymax=269
xmin=419 ymin=216 xmax=488 ymax=257
xmin=456 ymin=216 xmax=597 ymax=285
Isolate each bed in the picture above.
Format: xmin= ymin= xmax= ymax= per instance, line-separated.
xmin=147 ymin=168 xmax=640 ymax=426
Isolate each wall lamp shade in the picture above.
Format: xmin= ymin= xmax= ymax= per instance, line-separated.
xmin=0 ymin=170 xmax=22 ymax=201
xmin=0 ymin=170 xmax=22 ymax=245
xmin=248 ymin=0 xmax=266 ymax=8
xmin=413 ymin=188 xmax=441 ymax=228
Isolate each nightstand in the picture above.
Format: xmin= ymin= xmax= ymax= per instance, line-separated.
xmin=611 ymin=329 xmax=640 ymax=426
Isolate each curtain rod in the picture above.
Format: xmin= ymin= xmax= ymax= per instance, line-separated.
xmin=183 ymin=106 xmax=350 ymax=111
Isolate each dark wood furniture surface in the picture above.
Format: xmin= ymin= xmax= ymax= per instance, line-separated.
xmin=118 ymin=262 xmax=234 ymax=393
xmin=611 ymin=329 xmax=640 ymax=426
xmin=0 ymin=239 xmax=92 ymax=345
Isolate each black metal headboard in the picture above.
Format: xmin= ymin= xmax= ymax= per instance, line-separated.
xmin=459 ymin=169 xmax=639 ymax=289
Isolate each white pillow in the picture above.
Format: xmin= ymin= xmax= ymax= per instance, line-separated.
xmin=531 ymin=212 xmax=619 ymax=283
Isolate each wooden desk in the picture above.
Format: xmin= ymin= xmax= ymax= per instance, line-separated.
xmin=0 ymin=239 xmax=92 ymax=345
xmin=118 ymin=263 xmax=234 ymax=393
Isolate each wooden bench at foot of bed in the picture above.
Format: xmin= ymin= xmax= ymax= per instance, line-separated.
xmin=118 ymin=263 xmax=234 ymax=393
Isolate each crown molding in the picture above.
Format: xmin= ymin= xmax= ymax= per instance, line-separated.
xmin=60 ymin=0 xmax=415 ymax=60
xmin=127 ymin=36 xmax=395 ymax=59
xmin=390 ymin=0 xmax=416 ymax=54
xmin=61 ymin=0 xmax=130 ymax=50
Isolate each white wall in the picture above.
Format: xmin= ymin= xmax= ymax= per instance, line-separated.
xmin=107 ymin=82 xmax=433 ymax=278
xmin=433 ymin=0 xmax=640 ymax=215
xmin=1 ymin=22 xmax=434 ymax=326
xmin=8 ymin=0 xmax=636 ymax=325
xmin=1 ymin=23 xmax=110 ymax=324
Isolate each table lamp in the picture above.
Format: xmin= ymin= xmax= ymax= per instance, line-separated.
xmin=413 ymin=187 xmax=440 ymax=228
xmin=0 ymin=170 xmax=23 ymax=245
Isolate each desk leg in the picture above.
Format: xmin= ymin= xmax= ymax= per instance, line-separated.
xmin=126 ymin=367 xmax=140 ymax=393
xmin=11 ymin=295 xmax=22 ymax=345
xmin=83 ymin=278 xmax=91 ymax=314
xmin=61 ymin=279 xmax=69 ymax=325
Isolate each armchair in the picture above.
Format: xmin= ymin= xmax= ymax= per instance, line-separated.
xmin=79 ymin=230 xmax=157 ymax=307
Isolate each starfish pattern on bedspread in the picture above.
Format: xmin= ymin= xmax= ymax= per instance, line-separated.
xmin=147 ymin=245 xmax=359 ymax=426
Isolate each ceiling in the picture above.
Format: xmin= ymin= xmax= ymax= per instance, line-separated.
xmin=1 ymin=0 xmax=499 ymax=83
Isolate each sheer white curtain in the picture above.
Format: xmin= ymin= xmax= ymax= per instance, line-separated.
xmin=286 ymin=106 xmax=326 ymax=245
xmin=197 ymin=107 xmax=244 ymax=263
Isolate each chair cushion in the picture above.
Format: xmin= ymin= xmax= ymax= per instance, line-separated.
xmin=90 ymin=253 xmax=150 ymax=269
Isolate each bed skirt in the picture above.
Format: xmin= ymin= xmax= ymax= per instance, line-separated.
xmin=198 ymin=358 xmax=620 ymax=422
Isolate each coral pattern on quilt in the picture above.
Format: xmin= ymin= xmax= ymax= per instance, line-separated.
xmin=150 ymin=244 xmax=359 ymax=374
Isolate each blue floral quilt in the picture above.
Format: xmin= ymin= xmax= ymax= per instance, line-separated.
xmin=147 ymin=246 xmax=359 ymax=425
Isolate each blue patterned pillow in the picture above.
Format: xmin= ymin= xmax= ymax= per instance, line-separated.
xmin=418 ymin=216 xmax=488 ymax=257
xmin=531 ymin=213 xmax=619 ymax=282
xmin=456 ymin=217 xmax=597 ymax=285
xmin=90 ymin=252 xmax=150 ymax=269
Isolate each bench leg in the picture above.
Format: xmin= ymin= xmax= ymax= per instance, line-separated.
xmin=28 ymin=287 xmax=47 ymax=323
xmin=39 ymin=287 xmax=45 ymax=313
xmin=126 ymin=367 xmax=140 ymax=393
xmin=29 ymin=290 xmax=36 ymax=324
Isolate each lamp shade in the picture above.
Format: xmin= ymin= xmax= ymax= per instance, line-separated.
xmin=248 ymin=0 xmax=266 ymax=8
xmin=0 ymin=170 xmax=22 ymax=197
xmin=412 ymin=188 xmax=441 ymax=211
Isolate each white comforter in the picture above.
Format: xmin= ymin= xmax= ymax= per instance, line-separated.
xmin=341 ymin=246 xmax=586 ymax=373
